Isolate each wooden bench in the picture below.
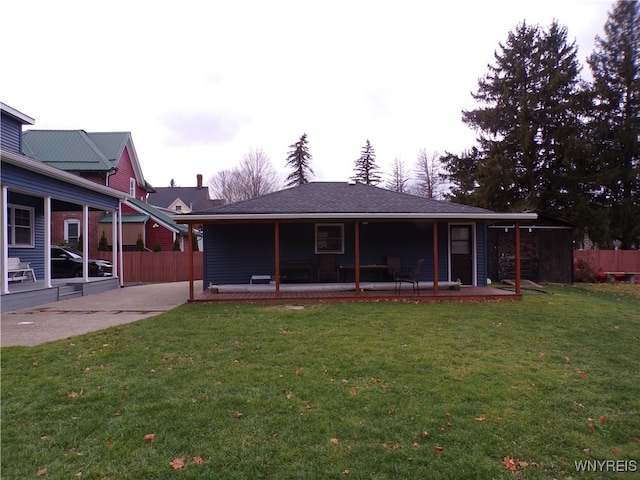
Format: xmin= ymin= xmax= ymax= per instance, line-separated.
xmin=8 ymin=257 xmax=37 ymax=282
xmin=598 ymin=272 xmax=639 ymax=283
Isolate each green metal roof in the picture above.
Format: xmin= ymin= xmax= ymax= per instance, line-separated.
xmin=127 ymin=198 xmax=189 ymax=234
xmin=22 ymin=130 xmax=131 ymax=172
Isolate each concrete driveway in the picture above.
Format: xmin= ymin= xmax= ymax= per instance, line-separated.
xmin=1 ymin=281 xmax=201 ymax=347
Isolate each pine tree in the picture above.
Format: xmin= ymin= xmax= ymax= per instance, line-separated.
xmin=351 ymin=140 xmax=382 ymax=185
xmin=454 ymin=21 xmax=586 ymax=215
xmin=586 ymin=0 xmax=640 ymax=248
xmin=285 ymin=133 xmax=314 ymax=187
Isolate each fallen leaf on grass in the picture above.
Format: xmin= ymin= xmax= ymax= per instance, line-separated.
xmin=433 ymin=446 xmax=444 ymax=452
xmin=422 ymin=431 xmax=429 ymax=438
xmin=170 ymin=457 xmax=185 ymax=469
xmin=598 ymin=416 xmax=607 ymax=423
xmin=235 ymin=411 xmax=244 ymax=419
xmin=382 ymin=443 xmax=401 ymax=450
xmin=342 ymin=469 xmax=350 ymax=475
xmin=193 ymin=456 xmax=204 ymax=464
xmin=143 ymin=433 xmax=156 ymax=443
xmin=68 ymin=390 xmax=83 ymax=398
xmin=632 ymin=436 xmax=640 ymax=443
xmin=330 ymin=438 xmax=340 ymax=445
xmin=476 ymin=414 xmax=486 ymax=421
xmin=36 ymin=468 xmax=47 ymax=476
xmin=504 ymin=456 xmax=517 ymax=472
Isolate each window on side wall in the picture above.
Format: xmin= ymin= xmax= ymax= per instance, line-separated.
xmin=129 ymin=178 xmax=136 ymax=197
xmin=65 ymin=219 xmax=81 ymax=248
xmin=315 ymin=223 xmax=344 ymax=254
xmin=7 ymin=204 xmax=35 ymax=247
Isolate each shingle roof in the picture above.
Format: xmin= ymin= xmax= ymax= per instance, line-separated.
xmin=196 ymin=182 xmax=495 ymax=215
xmin=147 ymin=187 xmax=223 ymax=212
xmin=22 ymin=130 xmax=131 ymax=172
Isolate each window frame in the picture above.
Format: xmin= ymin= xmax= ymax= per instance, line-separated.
xmin=7 ymin=204 xmax=35 ymax=248
xmin=129 ymin=178 xmax=136 ymax=197
xmin=64 ymin=218 xmax=81 ymax=247
xmin=315 ymin=223 xmax=344 ymax=254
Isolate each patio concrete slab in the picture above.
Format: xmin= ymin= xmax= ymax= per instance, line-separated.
xmin=1 ymin=281 xmax=201 ymax=347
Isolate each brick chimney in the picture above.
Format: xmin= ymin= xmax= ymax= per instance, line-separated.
xmin=197 ymin=174 xmax=203 ymax=189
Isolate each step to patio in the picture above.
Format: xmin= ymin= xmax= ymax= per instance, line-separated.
xmin=59 ymin=284 xmax=82 ymax=299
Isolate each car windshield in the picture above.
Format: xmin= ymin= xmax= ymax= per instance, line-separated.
xmin=60 ymin=247 xmax=82 ymax=259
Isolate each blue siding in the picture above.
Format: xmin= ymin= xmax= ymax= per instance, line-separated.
xmin=2 ymin=163 xmax=119 ymax=210
xmin=203 ymin=221 xmax=455 ymax=286
xmin=7 ymin=194 xmax=45 ymax=279
xmin=1 ymin=113 xmax=22 ymax=153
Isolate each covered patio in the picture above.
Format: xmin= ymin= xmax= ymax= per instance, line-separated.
xmin=177 ymin=183 xmax=537 ymax=304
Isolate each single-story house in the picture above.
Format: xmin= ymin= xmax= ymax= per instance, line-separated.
xmin=176 ymin=182 xmax=537 ymax=301
xmin=1 ymin=104 xmax=127 ymax=312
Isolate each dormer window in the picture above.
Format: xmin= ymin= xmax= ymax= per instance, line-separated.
xmin=175 ymin=205 xmax=182 ymax=212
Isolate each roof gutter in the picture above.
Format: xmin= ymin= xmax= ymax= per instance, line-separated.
xmin=173 ymin=212 xmax=538 ymax=223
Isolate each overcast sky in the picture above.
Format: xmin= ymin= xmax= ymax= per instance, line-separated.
xmin=3 ymin=0 xmax=614 ymax=189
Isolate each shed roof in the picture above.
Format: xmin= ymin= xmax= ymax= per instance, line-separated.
xmin=182 ymin=182 xmax=537 ymax=222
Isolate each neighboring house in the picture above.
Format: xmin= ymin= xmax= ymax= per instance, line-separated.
xmin=98 ymin=198 xmax=193 ymax=252
xmin=147 ymin=174 xmax=223 ymax=214
xmin=21 ymin=130 xmax=190 ymax=251
xmin=487 ymin=213 xmax=575 ymax=284
xmin=178 ymin=182 xmax=537 ymax=298
xmin=1 ymin=103 xmax=126 ymax=312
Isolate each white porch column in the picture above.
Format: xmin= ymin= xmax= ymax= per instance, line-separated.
xmin=44 ymin=196 xmax=52 ymax=288
xmin=1 ymin=185 xmax=9 ymax=294
xmin=111 ymin=208 xmax=118 ymax=281
xmin=82 ymin=204 xmax=89 ymax=282
xmin=118 ymin=202 xmax=124 ymax=287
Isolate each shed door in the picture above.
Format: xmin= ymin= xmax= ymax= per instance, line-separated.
xmin=450 ymin=225 xmax=473 ymax=285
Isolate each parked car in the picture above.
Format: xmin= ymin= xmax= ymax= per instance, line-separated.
xmin=51 ymin=245 xmax=113 ymax=278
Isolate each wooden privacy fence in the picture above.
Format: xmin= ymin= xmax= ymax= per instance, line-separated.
xmin=90 ymin=251 xmax=203 ymax=283
xmin=574 ymin=250 xmax=640 ymax=282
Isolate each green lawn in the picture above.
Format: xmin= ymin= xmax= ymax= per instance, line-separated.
xmin=2 ymin=285 xmax=639 ymax=479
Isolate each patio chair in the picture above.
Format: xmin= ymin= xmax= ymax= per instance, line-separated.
xmin=318 ymin=254 xmax=337 ymax=282
xmin=394 ymin=258 xmax=424 ymax=294
xmin=386 ymin=256 xmax=401 ymax=280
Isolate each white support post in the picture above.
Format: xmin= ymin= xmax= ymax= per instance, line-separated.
xmin=44 ymin=196 xmax=52 ymax=288
xmin=118 ymin=202 xmax=124 ymax=286
xmin=83 ymin=204 xmax=89 ymax=282
xmin=111 ymin=208 xmax=118 ymax=280
xmin=1 ymin=185 xmax=9 ymax=294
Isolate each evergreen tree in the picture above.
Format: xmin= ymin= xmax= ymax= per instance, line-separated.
xmin=97 ymin=232 xmax=109 ymax=252
xmin=452 ymin=21 xmax=586 ymax=217
xmin=285 ymin=133 xmax=314 ymax=187
xmin=351 ymin=139 xmax=382 ymax=185
xmin=586 ymin=0 xmax=640 ymax=248
xmin=172 ymin=238 xmax=181 ymax=251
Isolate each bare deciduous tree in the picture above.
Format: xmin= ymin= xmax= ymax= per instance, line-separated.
xmin=209 ymin=148 xmax=281 ymax=204
xmin=414 ymin=148 xmax=443 ymax=199
xmin=386 ymin=156 xmax=411 ymax=193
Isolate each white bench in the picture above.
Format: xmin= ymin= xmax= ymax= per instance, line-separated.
xmin=8 ymin=257 xmax=36 ymax=282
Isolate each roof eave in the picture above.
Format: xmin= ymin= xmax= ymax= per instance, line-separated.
xmin=174 ymin=212 xmax=539 ymax=223
xmin=1 ymin=148 xmax=129 ymax=200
